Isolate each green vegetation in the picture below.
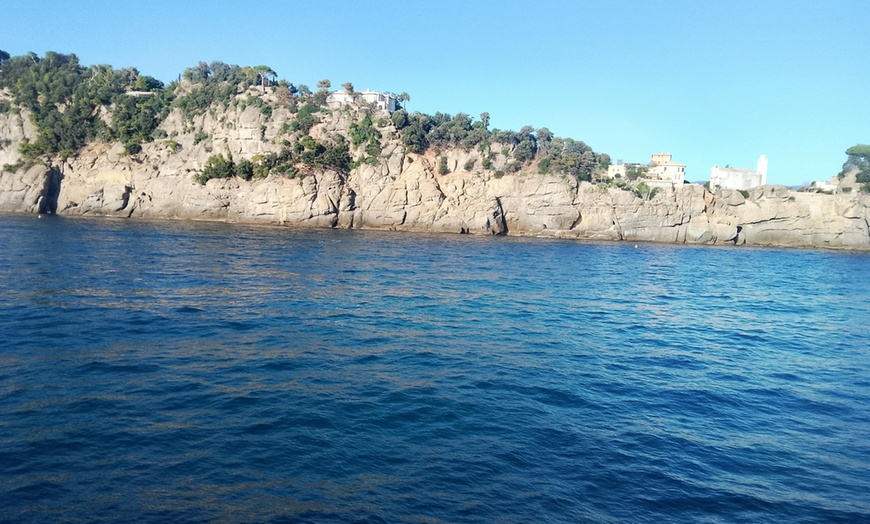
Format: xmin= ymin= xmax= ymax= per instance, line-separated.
xmin=287 ymin=101 xmax=322 ymax=134
xmin=348 ymin=114 xmax=382 ymax=164
xmin=843 ymin=144 xmax=870 ymax=191
xmin=438 ymin=156 xmax=449 ymax=175
xmin=0 ymin=51 xmax=180 ymax=160
xmin=385 ymin=111 xmax=607 ymax=181
xmin=196 ymin=135 xmax=350 ymax=185
xmin=112 ymin=92 xmax=173 ymax=154
xmin=0 ymin=49 xmax=612 ymax=185
xmin=625 ymin=164 xmax=648 ymax=181
xmin=633 ymin=182 xmax=660 ymax=201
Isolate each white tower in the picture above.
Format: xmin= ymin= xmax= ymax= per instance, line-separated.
xmin=757 ymin=154 xmax=768 ymax=185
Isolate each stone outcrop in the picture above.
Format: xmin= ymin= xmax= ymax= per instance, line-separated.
xmin=2 ymin=98 xmax=869 ymax=250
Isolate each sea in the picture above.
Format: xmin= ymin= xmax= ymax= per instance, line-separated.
xmin=0 ymin=213 xmax=868 ymax=523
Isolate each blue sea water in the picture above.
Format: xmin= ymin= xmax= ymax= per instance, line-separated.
xmin=0 ymin=214 xmax=868 ymax=523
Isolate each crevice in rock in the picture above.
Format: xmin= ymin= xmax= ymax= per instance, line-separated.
xmin=37 ymin=167 xmax=63 ymax=214
xmin=491 ymin=197 xmax=507 ymax=235
xmin=116 ymin=185 xmax=132 ymax=212
xmin=611 ymin=204 xmax=624 ymax=240
xmin=569 ymin=211 xmax=583 ymax=230
xmin=734 ymin=225 xmax=743 ymax=244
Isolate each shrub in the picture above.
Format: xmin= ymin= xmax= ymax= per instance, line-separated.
xmin=349 ymin=115 xmax=381 ymax=147
xmin=438 ymin=156 xmax=449 ymax=175
xmin=634 ymin=181 xmax=651 ymax=199
xmin=3 ymin=161 xmax=25 ymax=173
xmin=234 ymin=158 xmax=254 ymax=180
xmin=196 ymin=153 xmax=234 ymax=184
xmin=391 ymin=109 xmax=409 ymax=129
xmin=287 ymin=102 xmax=321 ymax=134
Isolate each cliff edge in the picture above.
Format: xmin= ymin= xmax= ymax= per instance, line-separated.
xmin=1 ymin=88 xmax=868 ymax=250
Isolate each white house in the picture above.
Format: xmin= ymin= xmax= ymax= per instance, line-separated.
xmin=810 ymin=180 xmax=838 ymax=192
xmin=326 ymin=89 xmax=397 ymax=113
xmin=358 ymin=90 xmax=397 ymax=112
xmin=326 ymin=90 xmax=355 ymax=107
xmin=710 ymin=155 xmax=767 ymax=190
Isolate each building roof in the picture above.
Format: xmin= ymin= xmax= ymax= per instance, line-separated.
xmin=713 ymin=166 xmax=756 ymax=174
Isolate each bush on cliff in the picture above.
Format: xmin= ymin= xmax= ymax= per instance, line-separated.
xmin=196 ymin=136 xmax=350 ymax=184
xmin=112 ymin=91 xmax=174 ymax=154
xmin=196 ymin=154 xmax=235 ymax=184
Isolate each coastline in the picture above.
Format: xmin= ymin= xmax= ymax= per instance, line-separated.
xmin=2 ymin=99 xmax=868 ymax=252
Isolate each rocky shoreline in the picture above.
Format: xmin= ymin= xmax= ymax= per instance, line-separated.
xmin=2 ymin=100 xmax=869 ymax=250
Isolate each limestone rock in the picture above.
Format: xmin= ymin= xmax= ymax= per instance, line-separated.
xmin=1 ymin=99 xmax=868 ymax=250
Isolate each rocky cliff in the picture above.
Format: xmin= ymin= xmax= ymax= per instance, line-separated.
xmin=1 ymin=91 xmax=869 ymax=250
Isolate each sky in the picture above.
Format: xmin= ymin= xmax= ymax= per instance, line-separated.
xmin=2 ymin=0 xmax=867 ymax=186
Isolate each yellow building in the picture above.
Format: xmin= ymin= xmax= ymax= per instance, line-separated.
xmin=647 ymin=153 xmax=686 ymax=184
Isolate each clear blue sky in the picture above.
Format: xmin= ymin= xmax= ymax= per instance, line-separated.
xmin=2 ymin=0 xmax=867 ymax=186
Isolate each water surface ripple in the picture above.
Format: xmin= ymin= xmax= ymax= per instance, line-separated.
xmin=1 ymin=215 xmax=869 ymax=523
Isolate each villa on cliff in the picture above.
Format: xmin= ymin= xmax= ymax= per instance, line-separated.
xmin=709 ymin=155 xmax=767 ymax=190
xmin=327 ymin=90 xmax=398 ymax=112
xmin=647 ymin=153 xmax=686 ymax=185
xmin=606 ymin=153 xmax=686 ymax=187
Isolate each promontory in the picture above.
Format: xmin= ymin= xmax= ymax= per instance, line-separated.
xmin=1 ymin=52 xmax=868 ymax=249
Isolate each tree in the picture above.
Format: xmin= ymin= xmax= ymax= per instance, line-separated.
xmin=844 ymin=144 xmax=870 ymax=171
xmin=275 ymin=85 xmax=292 ymax=104
xmin=479 ymin=112 xmax=490 ymax=129
xmin=342 ymin=82 xmax=354 ymax=93
xmin=625 ymin=164 xmax=647 ymax=180
xmin=843 ymin=144 xmax=870 ymax=190
xmin=840 ymin=144 xmax=870 ymax=192
xmin=184 ymin=61 xmax=211 ymax=82
xmin=241 ymin=66 xmax=259 ymax=86
xmin=398 ymin=92 xmax=410 ymax=109
xmin=317 ymin=79 xmax=331 ymax=91
xmin=391 ymin=109 xmax=409 ymax=129
xmin=0 ymin=49 xmax=9 ymax=66
xmin=132 ymin=75 xmax=164 ymax=91
xmin=253 ymin=65 xmax=276 ymax=93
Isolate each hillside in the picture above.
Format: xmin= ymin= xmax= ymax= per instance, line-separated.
xmin=1 ymin=52 xmax=869 ymax=249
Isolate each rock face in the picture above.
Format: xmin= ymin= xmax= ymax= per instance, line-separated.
xmin=1 ymin=101 xmax=869 ymax=250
